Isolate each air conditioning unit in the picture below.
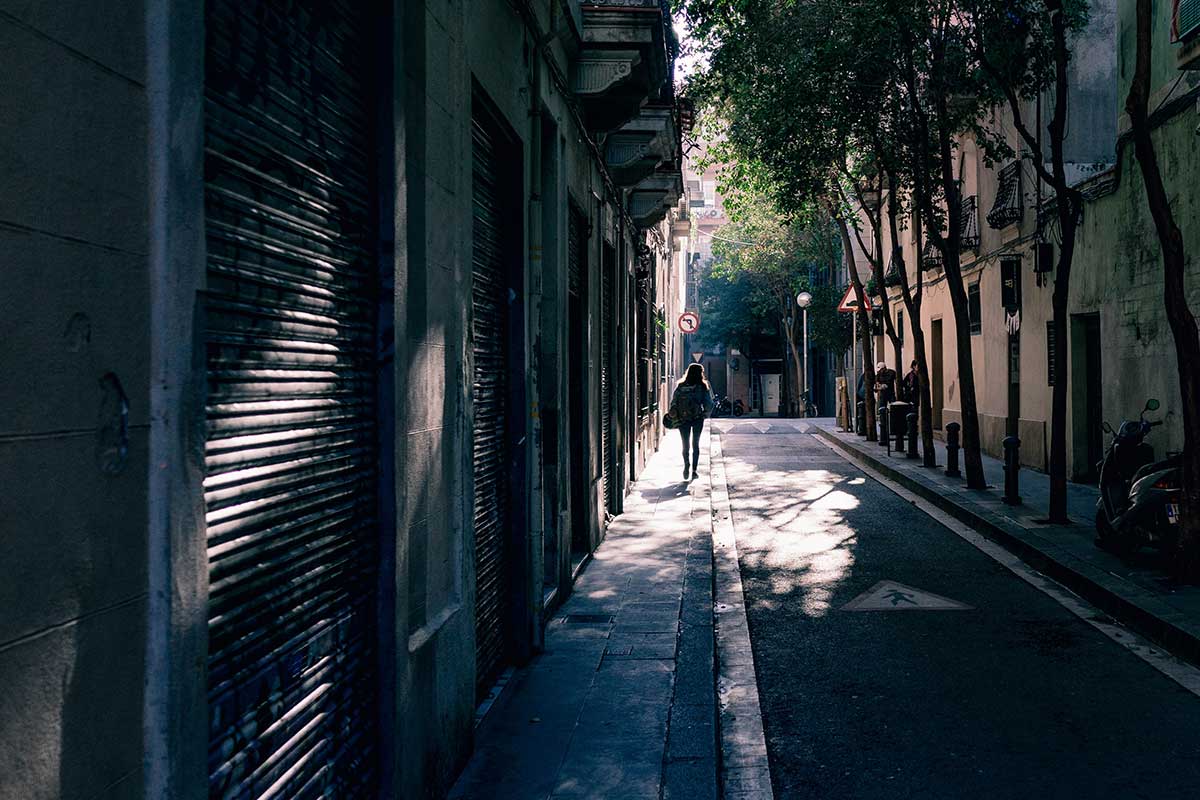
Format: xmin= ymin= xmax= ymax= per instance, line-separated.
xmin=1176 ymin=0 xmax=1200 ymax=69
xmin=1180 ymin=0 xmax=1200 ymax=41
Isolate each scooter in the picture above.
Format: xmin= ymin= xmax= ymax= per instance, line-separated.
xmin=712 ymin=394 xmax=732 ymax=417
xmin=1095 ymin=398 xmax=1183 ymax=554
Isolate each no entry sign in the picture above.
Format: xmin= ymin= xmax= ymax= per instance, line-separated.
xmin=678 ymin=311 xmax=701 ymax=333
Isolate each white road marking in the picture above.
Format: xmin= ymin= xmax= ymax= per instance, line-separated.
xmin=842 ymin=580 xmax=973 ymax=611
xmin=815 ymin=435 xmax=1200 ymax=698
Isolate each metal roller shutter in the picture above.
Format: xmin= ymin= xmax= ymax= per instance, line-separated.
xmin=203 ymin=1 xmax=379 ymax=796
xmin=600 ymin=250 xmax=615 ymax=516
xmin=567 ymin=208 xmax=589 ymax=555
xmin=471 ymin=110 xmax=513 ymax=699
xmin=568 ymin=211 xmax=582 ymax=299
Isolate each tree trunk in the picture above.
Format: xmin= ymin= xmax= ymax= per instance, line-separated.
xmin=910 ymin=326 xmax=937 ymax=467
xmin=1047 ymin=201 xmax=1079 ymax=522
xmin=931 ymin=111 xmax=985 ymax=488
xmin=834 ymin=212 xmax=877 ymax=438
xmin=785 ymin=318 xmax=805 ymax=416
xmin=1127 ymin=0 xmax=1200 ymax=581
xmin=940 ymin=253 xmax=986 ymax=488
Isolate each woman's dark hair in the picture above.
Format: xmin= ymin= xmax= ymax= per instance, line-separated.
xmin=678 ymin=363 xmax=710 ymax=389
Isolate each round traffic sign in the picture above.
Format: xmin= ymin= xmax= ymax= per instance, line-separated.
xmin=678 ymin=311 xmax=701 ymax=333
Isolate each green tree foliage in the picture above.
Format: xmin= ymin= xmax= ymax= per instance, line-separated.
xmin=679 ymin=0 xmax=1089 ymax=490
xmin=694 ymin=192 xmax=849 ymax=402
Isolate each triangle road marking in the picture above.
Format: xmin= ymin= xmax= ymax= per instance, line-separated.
xmin=841 ymin=580 xmax=973 ymax=612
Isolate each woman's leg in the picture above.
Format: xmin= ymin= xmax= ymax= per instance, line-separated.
xmin=691 ymin=420 xmax=704 ymax=471
xmin=680 ymin=424 xmax=691 ymax=469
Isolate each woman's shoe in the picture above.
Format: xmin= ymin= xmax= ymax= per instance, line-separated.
xmin=683 ymin=465 xmax=690 ymax=480
xmin=691 ymin=469 xmax=699 ymax=480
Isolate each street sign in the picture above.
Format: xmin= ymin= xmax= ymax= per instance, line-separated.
xmin=837 ymin=286 xmax=873 ymax=313
xmin=691 ymin=352 xmax=704 ymax=363
xmin=678 ymin=311 xmax=701 ymax=333
xmin=841 ymin=580 xmax=972 ymax=611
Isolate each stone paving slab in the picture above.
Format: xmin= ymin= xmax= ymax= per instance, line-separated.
xmin=449 ymin=434 xmax=719 ymax=800
xmin=809 ymin=419 xmax=1200 ymax=670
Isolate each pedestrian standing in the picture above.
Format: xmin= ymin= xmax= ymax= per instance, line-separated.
xmin=874 ymin=361 xmax=897 ymax=406
xmin=669 ymin=363 xmax=713 ymax=480
xmin=901 ymin=360 xmax=919 ymax=403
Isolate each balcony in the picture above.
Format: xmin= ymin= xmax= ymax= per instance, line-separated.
xmin=603 ymin=105 xmax=676 ymax=186
xmin=572 ymin=1 xmax=673 ymax=132
xmin=629 ymin=166 xmax=683 ymax=228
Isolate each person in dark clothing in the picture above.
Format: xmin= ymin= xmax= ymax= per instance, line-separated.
xmin=670 ymin=363 xmax=713 ymax=480
xmin=901 ymin=360 xmax=919 ymax=403
xmin=874 ymin=360 xmax=897 ymax=406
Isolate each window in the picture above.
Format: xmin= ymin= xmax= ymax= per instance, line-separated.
xmin=1046 ymin=321 xmax=1056 ymax=386
xmin=896 ymin=310 xmax=904 ymax=346
xmin=968 ymin=282 xmax=982 ymax=335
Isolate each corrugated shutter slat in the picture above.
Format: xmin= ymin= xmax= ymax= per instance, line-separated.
xmin=471 ymin=111 xmax=513 ymax=699
xmin=204 ymin=1 xmax=379 ymax=796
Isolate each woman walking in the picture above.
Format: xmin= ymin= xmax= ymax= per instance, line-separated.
xmin=670 ymin=363 xmax=713 ymax=480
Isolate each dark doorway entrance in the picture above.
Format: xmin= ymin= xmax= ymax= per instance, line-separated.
xmin=470 ymin=90 xmax=524 ymax=700
xmin=1072 ymin=313 xmax=1103 ymax=482
xmin=567 ymin=206 xmax=590 ymax=566
xmin=600 ymin=242 xmax=617 ymax=517
xmin=202 ymin=1 xmax=382 ymax=795
xmin=931 ymin=318 xmax=944 ymax=430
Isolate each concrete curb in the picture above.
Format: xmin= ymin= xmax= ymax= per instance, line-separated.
xmin=709 ymin=432 xmax=774 ymax=800
xmin=813 ymin=426 xmax=1200 ymax=670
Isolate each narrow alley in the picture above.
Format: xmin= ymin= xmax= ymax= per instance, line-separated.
xmin=7 ymin=1 xmax=1200 ymax=799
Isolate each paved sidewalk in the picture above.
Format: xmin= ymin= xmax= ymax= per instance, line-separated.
xmin=810 ymin=418 xmax=1200 ymax=667
xmin=449 ymin=434 xmax=719 ymax=800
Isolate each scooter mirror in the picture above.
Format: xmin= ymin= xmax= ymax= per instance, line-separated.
xmin=1102 ymin=421 xmax=1113 ymax=434
xmin=1145 ymin=398 xmax=1161 ymax=412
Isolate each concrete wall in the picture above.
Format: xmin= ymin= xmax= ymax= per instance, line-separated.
xmin=0 ymin=3 xmax=151 ymax=797
xmin=0 ymin=1 xmax=685 ymax=797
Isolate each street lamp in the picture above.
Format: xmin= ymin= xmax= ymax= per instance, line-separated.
xmin=796 ymin=292 xmax=812 ymax=414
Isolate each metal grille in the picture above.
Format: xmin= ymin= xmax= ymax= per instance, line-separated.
xmin=1181 ymin=0 xmax=1200 ymax=41
xmin=203 ymin=0 xmax=379 ymax=796
xmin=959 ymin=195 xmax=980 ymax=250
xmin=471 ymin=110 xmax=513 ymax=699
xmin=922 ymin=240 xmax=943 ymax=272
xmin=987 ymin=162 xmax=1023 ymax=229
xmin=568 ymin=209 xmax=584 ymax=299
xmin=601 ymin=250 xmax=615 ymax=514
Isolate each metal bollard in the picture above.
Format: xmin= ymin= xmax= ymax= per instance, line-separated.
xmin=856 ymin=401 xmax=867 ymax=437
xmin=906 ymin=413 xmax=919 ymax=459
xmin=1003 ymin=436 xmax=1022 ymax=505
xmin=894 ymin=410 xmax=906 ymax=452
xmin=945 ymin=422 xmax=962 ymax=478
xmin=879 ymin=403 xmax=890 ymax=448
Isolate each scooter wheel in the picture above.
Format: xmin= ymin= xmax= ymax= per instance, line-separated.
xmin=1094 ymin=511 xmax=1133 ymax=556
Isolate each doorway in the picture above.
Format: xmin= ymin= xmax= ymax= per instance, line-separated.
xmin=931 ymin=318 xmax=944 ymax=430
xmin=567 ymin=205 xmax=590 ymax=566
xmin=1072 ymin=313 xmax=1103 ymax=482
xmin=202 ymin=1 xmax=382 ymax=793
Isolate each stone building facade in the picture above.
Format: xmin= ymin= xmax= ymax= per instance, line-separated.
xmin=0 ymin=1 xmax=687 ymax=798
xmin=854 ymin=0 xmax=1200 ymax=479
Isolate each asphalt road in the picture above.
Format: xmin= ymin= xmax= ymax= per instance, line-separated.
xmin=714 ymin=420 xmax=1200 ymax=800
